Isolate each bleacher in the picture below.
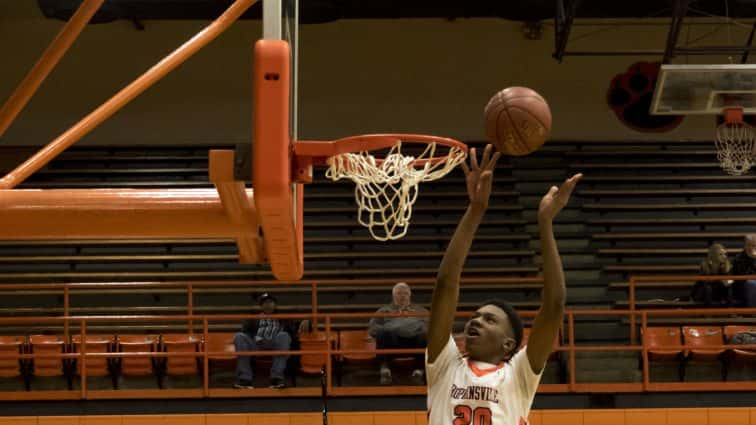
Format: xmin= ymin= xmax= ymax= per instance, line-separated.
xmin=0 ymin=142 xmax=753 ymax=399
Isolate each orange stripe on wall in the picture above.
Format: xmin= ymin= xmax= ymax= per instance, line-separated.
xmin=0 ymin=408 xmax=754 ymax=425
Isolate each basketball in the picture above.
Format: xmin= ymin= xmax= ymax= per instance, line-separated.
xmin=484 ymin=86 xmax=552 ymax=156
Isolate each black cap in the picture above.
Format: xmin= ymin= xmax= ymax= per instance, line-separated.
xmin=259 ymin=292 xmax=277 ymax=304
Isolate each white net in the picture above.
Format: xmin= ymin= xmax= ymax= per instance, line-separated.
xmin=715 ymin=120 xmax=756 ymax=175
xmin=325 ymin=141 xmax=467 ymax=241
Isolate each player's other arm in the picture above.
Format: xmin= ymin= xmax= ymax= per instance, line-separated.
xmin=526 ymin=174 xmax=581 ymax=374
xmin=428 ymin=145 xmax=500 ymax=363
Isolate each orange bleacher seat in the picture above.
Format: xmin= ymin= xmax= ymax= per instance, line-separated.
xmin=336 ymin=330 xmax=376 ymax=386
xmin=160 ymin=334 xmax=201 ymax=377
xmin=204 ymin=333 xmax=236 ymax=370
xmin=724 ymin=325 xmax=756 ymax=361
xmin=71 ymin=335 xmax=114 ymax=377
xmin=0 ymin=336 xmax=25 ymax=379
xmin=117 ymin=334 xmax=157 ymax=377
xmin=338 ymin=330 xmax=376 ymax=364
xmin=643 ymin=327 xmax=683 ymax=361
xmin=299 ymin=332 xmax=334 ymax=375
xmin=683 ymin=326 xmax=725 ymax=361
xmin=28 ymin=335 xmax=66 ymax=378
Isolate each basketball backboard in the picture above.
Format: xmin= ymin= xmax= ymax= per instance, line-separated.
xmin=651 ymin=64 xmax=756 ymax=176
xmin=651 ymin=64 xmax=756 ymax=115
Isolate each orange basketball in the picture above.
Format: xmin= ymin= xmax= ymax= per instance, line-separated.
xmin=484 ymin=86 xmax=552 ymax=156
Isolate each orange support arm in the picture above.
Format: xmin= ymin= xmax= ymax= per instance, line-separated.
xmin=0 ymin=188 xmax=257 ymax=240
xmin=0 ymin=0 xmax=104 ymax=138
xmin=0 ymin=0 xmax=258 ymax=189
xmin=209 ymin=150 xmax=264 ymax=263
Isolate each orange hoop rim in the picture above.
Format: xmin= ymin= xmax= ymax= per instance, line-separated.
xmin=293 ymin=133 xmax=468 ymax=167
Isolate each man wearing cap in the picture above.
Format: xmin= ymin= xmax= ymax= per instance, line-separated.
xmin=233 ymin=293 xmax=309 ymax=389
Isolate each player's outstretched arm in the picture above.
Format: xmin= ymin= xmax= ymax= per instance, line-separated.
xmin=526 ymin=174 xmax=581 ymax=373
xmin=428 ymin=145 xmax=500 ymax=363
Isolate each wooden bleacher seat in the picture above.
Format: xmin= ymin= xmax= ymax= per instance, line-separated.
xmin=28 ymin=334 xmax=68 ymax=388
xmin=160 ymin=334 xmax=201 ymax=379
xmin=723 ymin=325 xmax=756 ymax=361
xmin=603 ymin=265 xmax=699 ymax=274
xmin=599 ymin=248 xmax=741 ymax=257
xmin=585 ymin=203 xmax=756 ymax=212
xmin=581 ymin=189 xmax=756 ymax=197
xmin=593 ymin=232 xmax=745 ymax=240
xmin=204 ymin=333 xmax=236 ymax=370
xmin=583 ymin=174 xmax=756 ymax=183
xmin=336 ymin=330 xmax=376 ymax=385
xmin=0 ymin=336 xmax=25 ymax=379
xmin=642 ymin=327 xmax=682 ymax=361
xmin=609 ymin=281 xmax=693 ymax=290
xmin=116 ymin=335 xmax=158 ymax=379
xmin=644 ymin=317 xmax=756 ymax=326
xmin=615 ymin=300 xmax=700 ymax=309
xmin=337 ymin=330 xmax=376 ymax=364
xmin=70 ymin=335 xmax=114 ymax=378
xmin=566 ymin=149 xmax=715 ymax=158
xmin=298 ymin=332 xmax=334 ymax=375
xmin=572 ymin=162 xmax=722 ymax=170
xmin=590 ymin=217 xmax=756 ymax=226
xmin=682 ymin=326 xmax=725 ymax=361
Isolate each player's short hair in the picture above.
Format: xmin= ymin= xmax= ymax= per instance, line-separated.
xmin=476 ymin=299 xmax=524 ymax=353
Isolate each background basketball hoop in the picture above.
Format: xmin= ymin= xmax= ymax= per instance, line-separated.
xmin=715 ymin=107 xmax=756 ymax=176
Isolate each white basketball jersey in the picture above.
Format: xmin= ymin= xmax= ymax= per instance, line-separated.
xmin=426 ymin=335 xmax=542 ymax=425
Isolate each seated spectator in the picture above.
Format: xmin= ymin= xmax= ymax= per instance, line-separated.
xmin=233 ymin=293 xmax=309 ymax=389
xmin=691 ymin=243 xmax=733 ymax=306
xmin=368 ymin=282 xmax=428 ymax=385
xmin=733 ymin=235 xmax=756 ymax=308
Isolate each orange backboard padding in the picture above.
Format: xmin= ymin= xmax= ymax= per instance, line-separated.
xmin=253 ymin=39 xmax=303 ymax=281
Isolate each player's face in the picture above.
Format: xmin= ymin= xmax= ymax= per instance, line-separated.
xmin=464 ymin=304 xmax=516 ymax=363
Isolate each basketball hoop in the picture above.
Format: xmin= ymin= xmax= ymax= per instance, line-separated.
xmin=715 ymin=108 xmax=756 ymax=176
xmin=294 ymin=134 xmax=467 ymax=241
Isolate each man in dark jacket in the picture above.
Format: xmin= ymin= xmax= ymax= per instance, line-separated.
xmin=732 ymin=234 xmax=756 ymax=307
xmin=233 ymin=293 xmax=309 ymax=389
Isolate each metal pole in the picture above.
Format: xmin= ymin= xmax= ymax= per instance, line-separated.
xmin=0 ymin=0 xmax=104 ymax=137
xmin=0 ymin=0 xmax=258 ymax=189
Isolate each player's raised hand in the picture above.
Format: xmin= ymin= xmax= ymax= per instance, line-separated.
xmin=538 ymin=173 xmax=582 ymax=223
xmin=461 ymin=144 xmax=501 ymax=210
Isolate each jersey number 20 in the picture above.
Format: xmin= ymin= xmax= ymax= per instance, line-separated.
xmin=452 ymin=405 xmax=492 ymax=425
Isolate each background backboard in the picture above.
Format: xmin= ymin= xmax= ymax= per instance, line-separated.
xmin=651 ymin=64 xmax=756 ymax=115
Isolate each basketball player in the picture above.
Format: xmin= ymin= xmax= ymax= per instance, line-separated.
xmin=426 ymin=144 xmax=581 ymax=425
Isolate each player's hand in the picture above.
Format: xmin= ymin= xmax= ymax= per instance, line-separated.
xmin=461 ymin=144 xmax=501 ymax=211
xmin=538 ymin=173 xmax=582 ymax=223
